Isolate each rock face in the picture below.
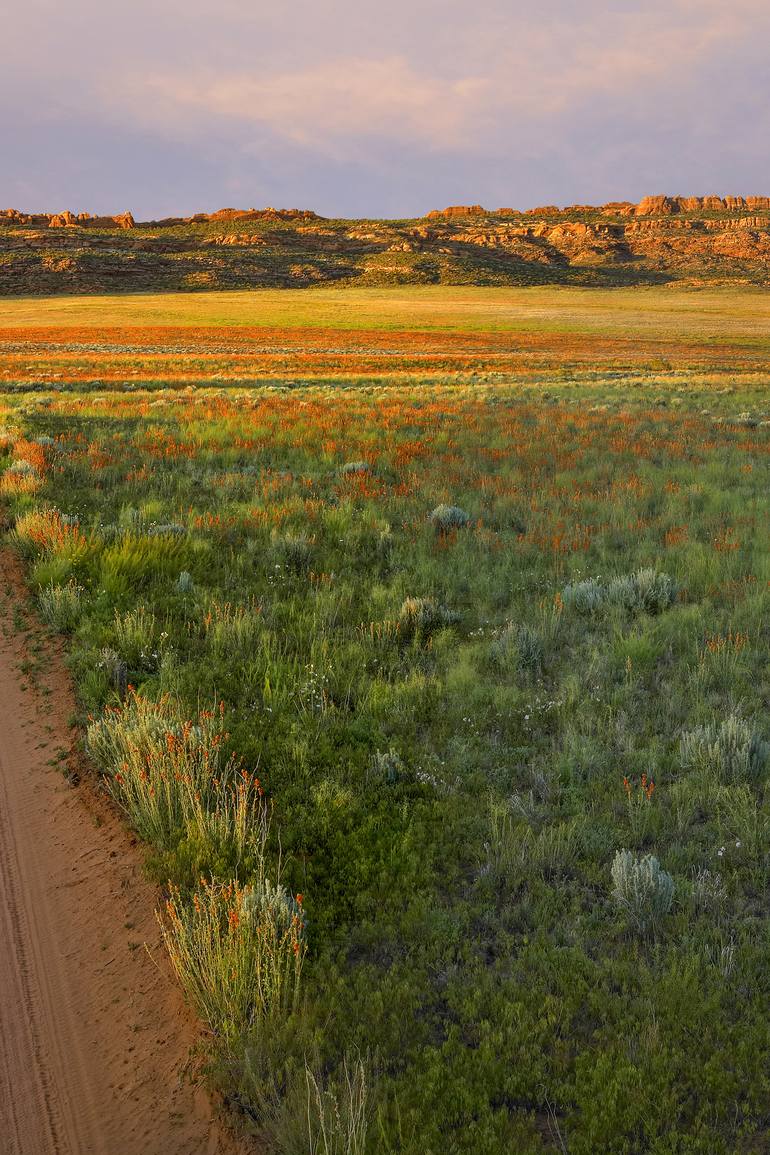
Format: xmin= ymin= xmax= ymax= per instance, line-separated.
xmin=3 ymin=196 xmax=770 ymax=293
xmin=49 ymin=211 xmax=78 ymax=228
xmin=425 ymin=205 xmax=486 ymax=219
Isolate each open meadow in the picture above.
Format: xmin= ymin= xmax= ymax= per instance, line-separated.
xmin=1 ymin=286 xmax=769 ymax=1154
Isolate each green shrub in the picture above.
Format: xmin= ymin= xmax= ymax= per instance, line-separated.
xmin=610 ymin=849 xmax=674 ymax=932
xmin=38 ymin=578 xmax=83 ymax=631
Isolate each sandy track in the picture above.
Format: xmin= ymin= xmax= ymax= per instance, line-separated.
xmin=0 ymin=551 xmax=248 ymax=1155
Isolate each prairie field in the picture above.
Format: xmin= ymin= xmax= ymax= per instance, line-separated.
xmin=1 ymin=286 xmax=769 ymax=1154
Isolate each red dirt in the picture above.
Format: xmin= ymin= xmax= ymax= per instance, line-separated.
xmin=0 ymin=550 xmax=250 ymax=1155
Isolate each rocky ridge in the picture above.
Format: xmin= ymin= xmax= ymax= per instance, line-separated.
xmin=3 ymin=196 xmax=770 ymax=293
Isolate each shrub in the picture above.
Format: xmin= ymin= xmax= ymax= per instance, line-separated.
xmin=607 ymin=568 xmax=678 ymax=614
xmin=174 ymin=570 xmax=195 ymax=594
xmin=86 ymin=693 xmax=230 ymax=846
xmin=110 ymin=604 xmax=161 ymax=669
xmin=428 ymin=504 xmax=471 ymax=532
xmin=397 ymin=596 xmax=458 ymax=641
xmin=368 ymin=747 xmax=406 ymax=784
xmin=98 ymin=647 xmax=129 ymax=699
xmin=159 ymin=874 xmax=305 ymax=1039
xmin=680 ymin=714 xmax=768 ymax=784
xmin=490 ymin=622 xmax=543 ymax=672
xmin=38 ymin=578 xmax=83 ymax=631
xmin=610 ymin=849 xmax=674 ymax=932
xmin=562 ymin=570 xmax=677 ymax=616
xmin=562 ymin=577 xmax=606 ymax=615
xmin=272 ymin=532 xmax=314 ymax=575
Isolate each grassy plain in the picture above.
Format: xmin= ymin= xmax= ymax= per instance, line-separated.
xmin=1 ymin=286 xmax=769 ymax=1154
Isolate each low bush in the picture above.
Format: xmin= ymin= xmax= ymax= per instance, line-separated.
xmin=680 ymin=714 xmax=768 ymax=784
xmin=38 ymin=578 xmax=83 ymax=631
xmin=428 ymin=504 xmax=471 ymax=532
xmin=610 ymin=849 xmax=674 ymax=932
xmin=562 ymin=569 xmax=677 ymax=616
xmin=397 ymin=596 xmax=458 ymax=641
xmin=159 ymin=874 xmax=306 ymax=1039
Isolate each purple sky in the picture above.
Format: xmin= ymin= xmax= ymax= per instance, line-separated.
xmin=4 ymin=0 xmax=770 ymax=219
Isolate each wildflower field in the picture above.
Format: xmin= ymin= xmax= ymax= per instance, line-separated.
xmin=1 ymin=286 xmax=769 ymax=1154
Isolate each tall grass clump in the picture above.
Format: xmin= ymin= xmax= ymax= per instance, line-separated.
xmin=398 ymin=596 xmax=458 ymax=641
xmin=485 ymin=800 xmax=579 ymax=880
xmin=159 ymin=874 xmax=306 ymax=1039
xmin=272 ymin=531 xmax=314 ymax=575
xmin=300 ymin=1056 xmax=370 ymax=1155
xmin=86 ymin=692 xmax=230 ymax=845
xmin=202 ymin=600 xmax=263 ymax=657
xmin=680 ymin=714 xmax=768 ymax=784
xmin=610 ymin=849 xmax=674 ymax=933
xmin=38 ymin=578 xmax=84 ymax=631
xmin=490 ymin=622 xmax=543 ymax=672
xmin=111 ymin=605 xmax=161 ymax=668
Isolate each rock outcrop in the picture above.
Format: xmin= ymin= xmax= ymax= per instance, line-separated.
xmin=4 ymin=196 xmax=770 ymax=293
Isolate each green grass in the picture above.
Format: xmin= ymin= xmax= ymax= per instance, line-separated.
xmin=2 ymin=284 xmax=770 ymax=344
xmin=1 ymin=287 xmax=769 ymax=1153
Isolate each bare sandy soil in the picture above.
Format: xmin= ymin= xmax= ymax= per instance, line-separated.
xmin=0 ymin=550 xmax=248 ymax=1155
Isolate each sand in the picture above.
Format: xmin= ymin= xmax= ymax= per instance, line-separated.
xmin=0 ymin=549 xmax=249 ymax=1155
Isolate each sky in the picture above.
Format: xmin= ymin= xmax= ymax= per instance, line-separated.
xmin=3 ymin=0 xmax=770 ymax=219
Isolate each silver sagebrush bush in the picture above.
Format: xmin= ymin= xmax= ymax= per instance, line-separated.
xmin=428 ymin=504 xmax=471 ymax=531
xmin=611 ymin=849 xmax=674 ymax=932
xmin=680 ymin=714 xmax=768 ymax=784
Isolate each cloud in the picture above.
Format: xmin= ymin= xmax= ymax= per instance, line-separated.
xmin=129 ymin=58 xmax=490 ymax=151
xmin=2 ymin=0 xmax=770 ymax=216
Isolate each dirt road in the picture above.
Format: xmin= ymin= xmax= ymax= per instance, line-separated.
xmin=0 ymin=551 xmax=247 ymax=1155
